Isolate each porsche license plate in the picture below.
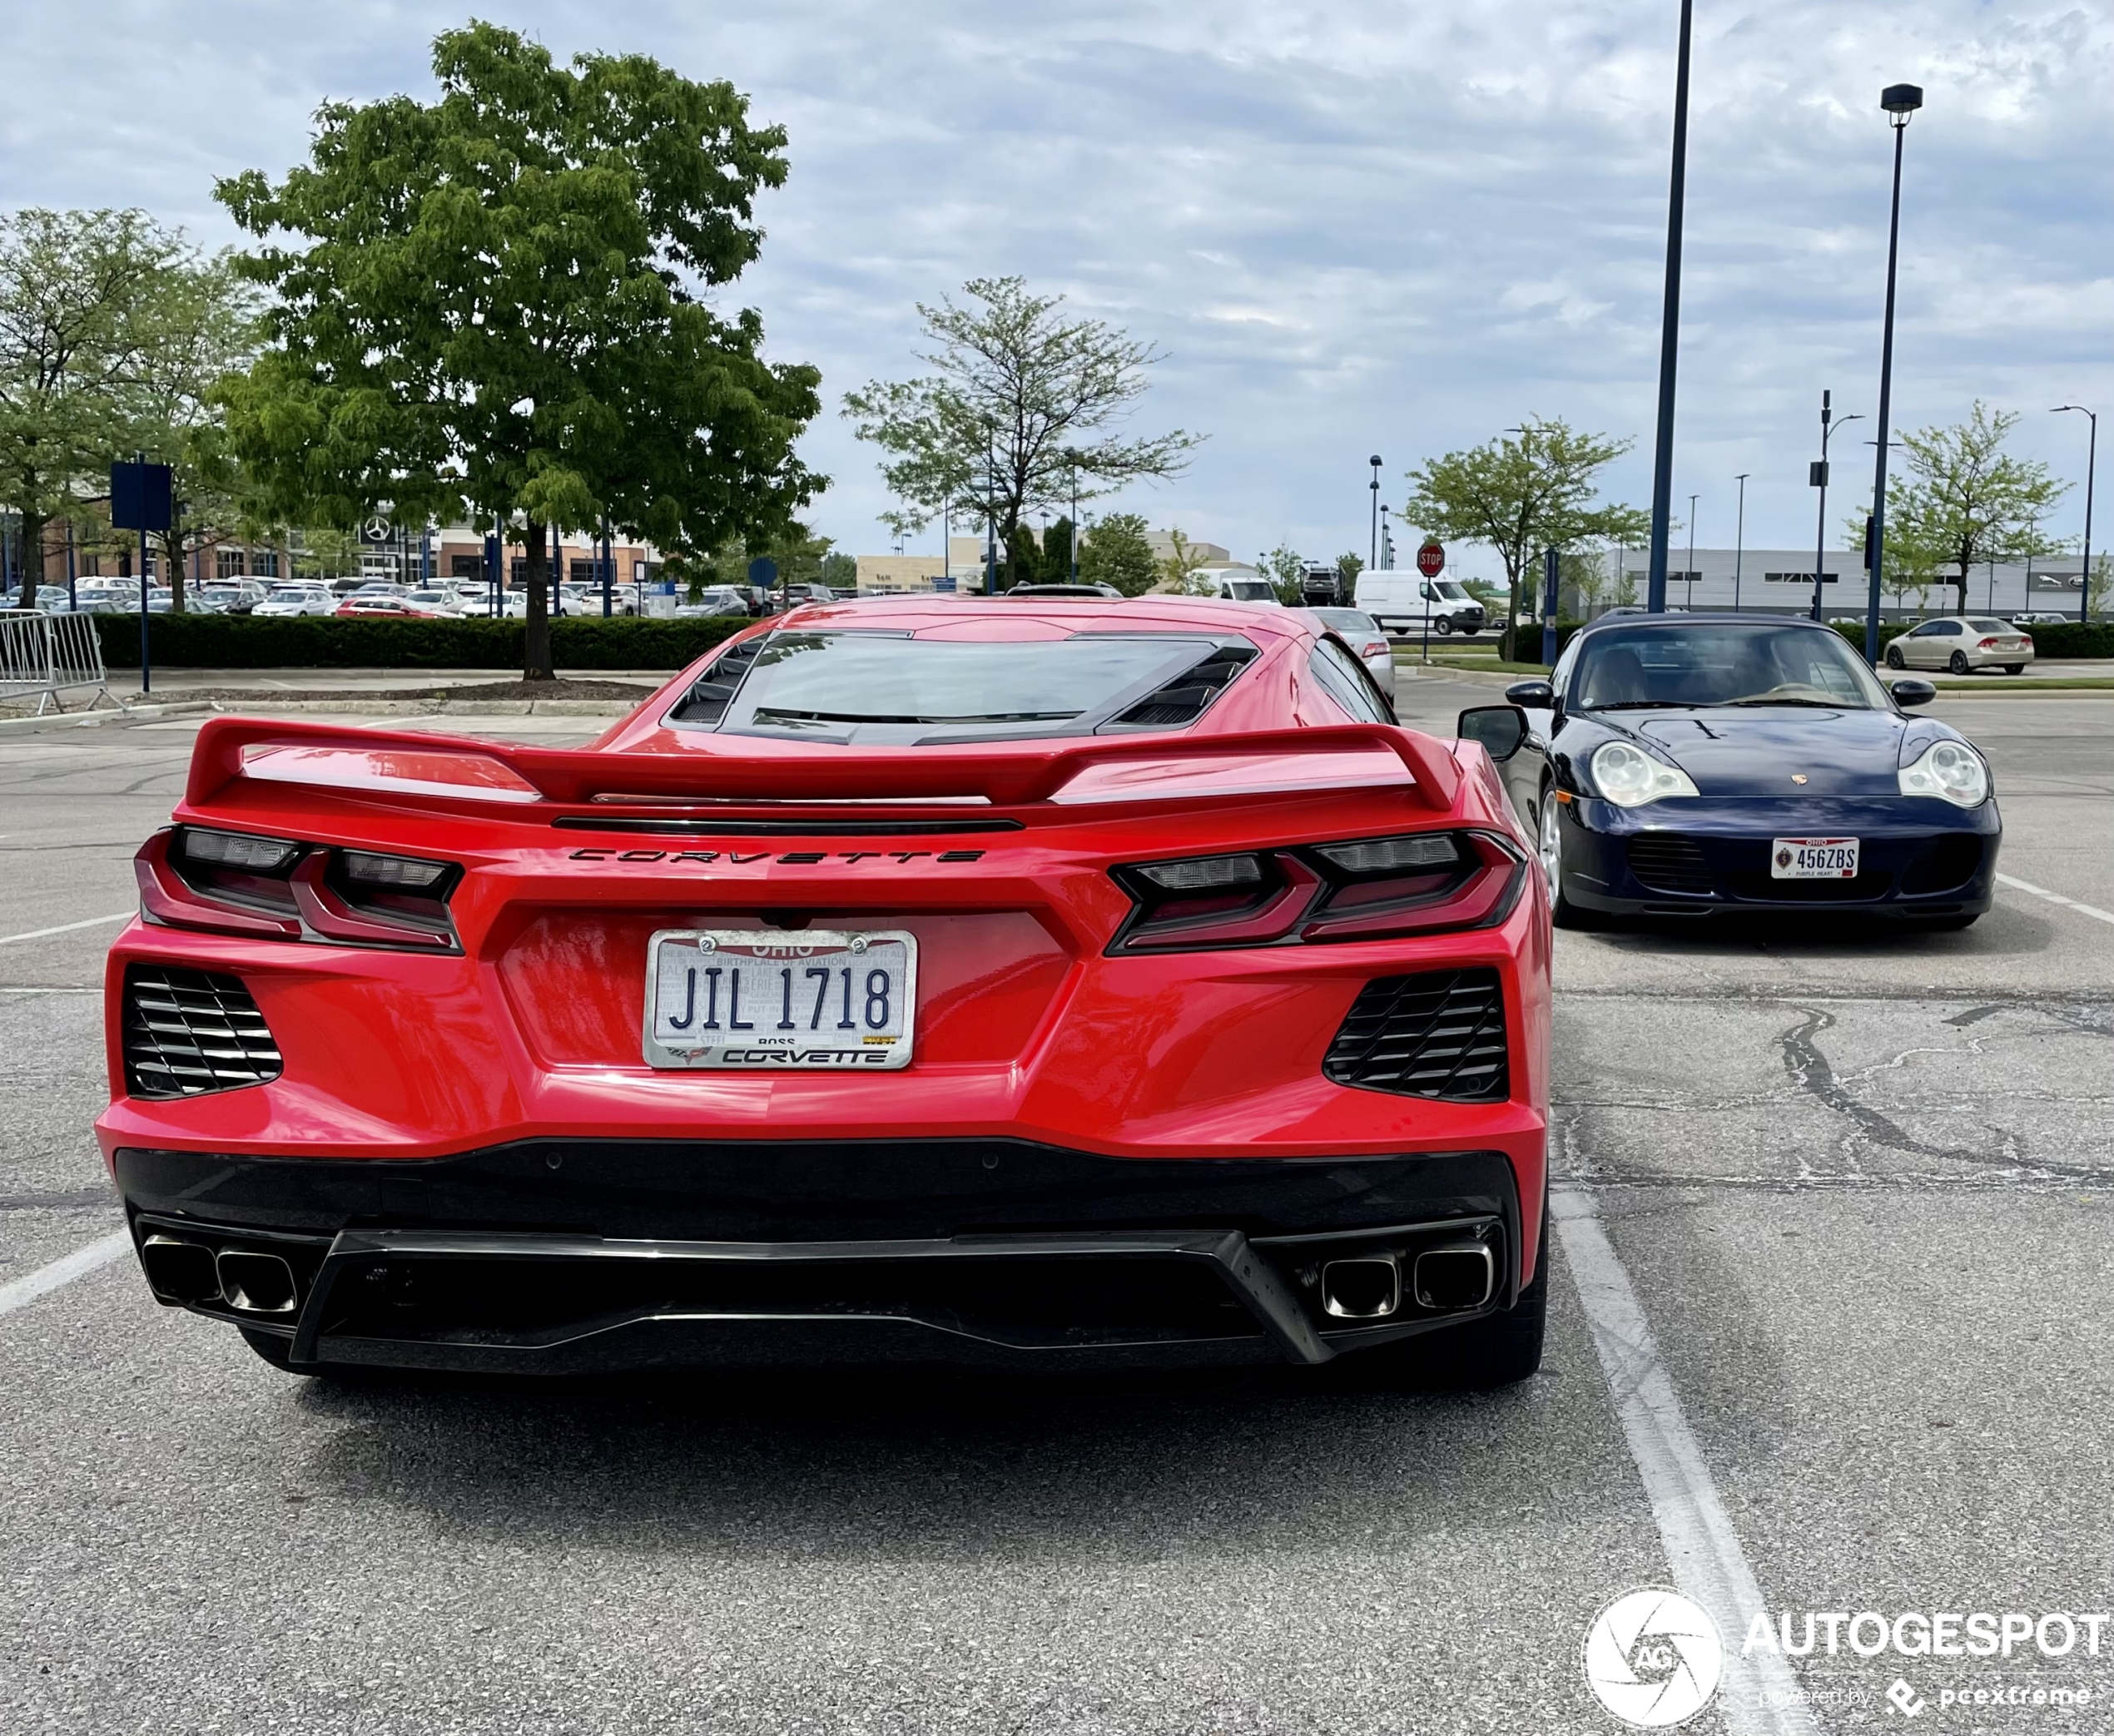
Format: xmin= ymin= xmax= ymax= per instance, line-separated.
xmin=643 ymin=930 xmax=916 ymax=1069
xmin=1770 ymin=837 xmax=1859 ymax=880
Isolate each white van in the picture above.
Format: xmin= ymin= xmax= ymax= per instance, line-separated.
xmin=1353 ymin=569 xmax=1488 ymax=637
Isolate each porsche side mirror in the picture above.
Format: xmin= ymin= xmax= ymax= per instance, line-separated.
xmin=1504 ymin=679 xmax=1556 ymax=708
xmin=1456 ymin=705 xmax=1528 ymax=762
xmin=1890 ymin=678 xmax=1936 ymax=708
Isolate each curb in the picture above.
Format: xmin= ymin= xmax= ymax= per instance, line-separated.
xmin=0 ymin=700 xmax=218 ymax=736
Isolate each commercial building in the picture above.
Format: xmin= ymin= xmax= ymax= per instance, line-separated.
xmin=1578 ymin=548 xmax=2088 ymax=620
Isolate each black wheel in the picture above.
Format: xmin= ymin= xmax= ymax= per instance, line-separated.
xmin=1884 ymin=644 xmax=1905 ymax=669
xmin=1434 ymin=616 xmax=1453 ymax=637
xmin=1538 ymin=794 xmax=1600 ymax=930
xmin=1948 ymin=650 xmax=1971 ymax=675
xmin=2004 ymin=664 xmax=2023 ymax=675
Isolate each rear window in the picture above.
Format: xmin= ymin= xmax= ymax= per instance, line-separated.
xmin=1967 ymin=619 xmax=2014 ymax=633
xmin=1313 ymin=609 xmax=1382 ymax=637
xmin=684 ymin=630 xmax=1258 ymax=743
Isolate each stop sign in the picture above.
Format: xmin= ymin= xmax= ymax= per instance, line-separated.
xmin=1416 ymin=542 xmax=1446 ymax=578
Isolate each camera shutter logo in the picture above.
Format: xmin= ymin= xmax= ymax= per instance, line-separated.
xmin=1582 ymin=1588 xmax=1723 ymax=1728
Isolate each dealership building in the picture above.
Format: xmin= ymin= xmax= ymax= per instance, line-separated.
xmin=1577 ymin=548 xmax=2089 ymax=619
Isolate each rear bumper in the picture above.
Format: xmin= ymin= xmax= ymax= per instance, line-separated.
xmin=115 ymin=1140 xmax=1532 ymax=1374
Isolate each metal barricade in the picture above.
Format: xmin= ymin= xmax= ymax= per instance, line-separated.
xmin=0 ymin=610 xmax=116 ymax=716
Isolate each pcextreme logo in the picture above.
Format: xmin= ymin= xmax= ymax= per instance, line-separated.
xmin=1582 ymin=1588 xmax=1724 ymax=1728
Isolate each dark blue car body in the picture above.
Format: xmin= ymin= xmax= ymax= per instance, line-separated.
xmin=1462 ymin=615 xmax=2000 ymax=925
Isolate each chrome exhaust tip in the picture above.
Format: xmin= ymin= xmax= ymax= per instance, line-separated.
xmin=216 ymin=1249 xmax=299 ymax=1315
xmin=1319 ymin=1254 xmax=1401 ymax=1320
xmin=1413 ymin=1242 xmax=1496 ymax=1311
xmin=140 ymin=1234 xmax=222 ymax=1304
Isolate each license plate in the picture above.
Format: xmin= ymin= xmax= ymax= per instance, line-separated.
xmin=643 ymin=930 xmax=917 ymax=1069
xmin=1771 ymin=837 xmax=1859 ymax=880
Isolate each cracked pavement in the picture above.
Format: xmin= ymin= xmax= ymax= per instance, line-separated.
xmin=2 ymin=687 xmax=2112 ymax=1734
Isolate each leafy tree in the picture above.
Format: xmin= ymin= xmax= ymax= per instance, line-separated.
xmin=1402 ymin=419 xmax=1649 ymax=641
xmin=124 ymin=248 xmax=267 ymax=609
xmin=819 ymin=551 xmax=856 ymax=590
xmin=1260 ymin=543 xmax=1306 ymax=604
xmin=1077 ymin=510 xmax=1157 ymax=597
xmin=0 ymin=208 xmax=179 ymax=602
xmin=1159 ymin=528 xmax=1213 ymax=594
xmin=216 ymin=22 xmax=821 ymax=678
xmin=843 ymin=277 xmax=1199 ymax=589
xmin=1886 ymin=402 xmax=2067 ymax=613
xmin=1335 ymin=552 xmax=1364 ymax=591
xmin=1041 ymin=516 xmax=1076 ymax=584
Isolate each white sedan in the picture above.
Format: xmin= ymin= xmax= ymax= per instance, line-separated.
xmin=253 ymin=588 xmax=340 ymax=618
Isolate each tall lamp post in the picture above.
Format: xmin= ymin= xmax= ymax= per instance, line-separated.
xmin=1865 ymin=82 xmax=1923 ymax=663
xmin=1645 ymin=0 xmax=1695 ymax=613
xmin=1733 ymin=473 xmax=1750 ymax=610
xmin=2055 ymin=405 xmax=2097 ymax=624
xmin=1811 ymin=390 xmax=1863 ymax=622
xmin=1685 ymin=492 xmax=1698 ymax=610
xmin=1368 ymin=454 xmax=1382 ymax=571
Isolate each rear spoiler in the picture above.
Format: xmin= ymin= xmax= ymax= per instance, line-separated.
xmin=185 ymin=716 xmax=1462 ymax=814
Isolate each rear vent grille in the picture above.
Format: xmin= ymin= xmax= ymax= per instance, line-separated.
xmin=1107 ymin=644 xmax=1258 ymax=729
xmin=667 ymin=634 xmax=765 ymax=726
xmin=122 ymin=966 xmax=281 ymax=1099
xmin=1627 ymin=833 xmax=1713 ymax=895
xmin=1323 ymin=967 xmax=1508 ymax=1101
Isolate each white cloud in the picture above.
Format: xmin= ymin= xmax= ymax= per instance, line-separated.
xmin=2 ymin=0 xmax=2108 ymax=562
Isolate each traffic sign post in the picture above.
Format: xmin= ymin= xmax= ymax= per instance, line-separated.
xmin=1417 ymin=541 xmax=1445 ymax=662
xmin=1542 ymin=547 xmax=1561 ymax=667
xmin=111 ymin=458 xmax=173 ymax=694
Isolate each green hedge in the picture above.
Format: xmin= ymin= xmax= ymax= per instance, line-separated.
xmin=1496 ymin=620 xmax=1586 ymax=664
xmin=96 ymin=613 xmax=747 ymax=670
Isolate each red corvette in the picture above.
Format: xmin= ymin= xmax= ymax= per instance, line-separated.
xmin=98 ymin=597 xmax=1551 ymax=1381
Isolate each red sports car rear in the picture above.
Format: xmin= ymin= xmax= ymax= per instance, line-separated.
xmin=97 ymin=598 xmax=1551 ymax=1380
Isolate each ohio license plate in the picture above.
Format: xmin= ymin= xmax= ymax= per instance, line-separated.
xmin=1770 ymin=837 xmax=1859 ymax=880
xmin=643 ymin=930 xmax=916 ymax=1069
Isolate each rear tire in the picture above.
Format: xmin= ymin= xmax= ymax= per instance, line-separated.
xmin=239 ymin=1327 xmax=315 ymax=1375
xmin=1949 ymin=651 xmax=1971 ymax=675
xmin=2004 ymin=664 xmax=2024 ymax=675
xmin=1884 ymin=644 xmax=1905 ymax=669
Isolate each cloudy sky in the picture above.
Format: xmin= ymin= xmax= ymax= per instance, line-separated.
xmin=4 ymin=0 xmax=2109 ymax=576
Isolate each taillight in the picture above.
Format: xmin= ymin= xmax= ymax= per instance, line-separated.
xmin=136 ymin=827 xmax=461 ymax=950
xmin=1362 ymin=638 xmax=1389 ymax=657
xmin=1111 ymin=831 xmax=1524 ymax=952
xmin=1978 ymin=637 xmax=1998 ymax=649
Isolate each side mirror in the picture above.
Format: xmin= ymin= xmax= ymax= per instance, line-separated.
xmin=1457 ymin=704 xmax=1529 ymax=762
xmin=1504 ymin=679 xmax=1556 ymax=708
xmin=1890 ymin=678 xmax=1936 ymax=709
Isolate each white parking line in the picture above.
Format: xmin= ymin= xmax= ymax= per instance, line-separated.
xmin=0 ymin=911 xmax=132 ymax=947
xmin=1996 ymin=871 xmax=2114 ymax=928
xmin=1552 ymin=1186 xmax=1819 ymax=1736
xmin=0 ymin=1227 xmax=132 ymax=1321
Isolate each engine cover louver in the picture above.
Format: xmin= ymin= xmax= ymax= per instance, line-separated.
xmin=122 ymin=965 xmax=282 ymax=1099
xmin=1322 ymin=967 xmax=1508 ymax=1101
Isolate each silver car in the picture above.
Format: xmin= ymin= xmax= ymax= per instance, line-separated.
xmin=1884 ymin=616 xmax=2036 ymax=676
xmin=1312 ymin=607 xmax=1397 ymax=702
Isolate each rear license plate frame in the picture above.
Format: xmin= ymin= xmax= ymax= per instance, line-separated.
xmin=643 ymin=929 xmax=918 ymax=1070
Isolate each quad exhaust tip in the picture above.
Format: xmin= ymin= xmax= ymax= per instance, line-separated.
xmin=1319 ymin=1255 xmax=1400 ymax=1320
xmin=216 ymin=1249 xmax=300 ymax=1315
xmin=1413 ymin=1242 xmax=1496 ymax=1311
xmin=141 ymin=1234 xmax=221 ymax=1304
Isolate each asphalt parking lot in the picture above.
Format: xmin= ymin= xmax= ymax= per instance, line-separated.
xmin=3 ymin=689 xmax=2111 ymax=1734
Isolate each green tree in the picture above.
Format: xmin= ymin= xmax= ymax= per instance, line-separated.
xmin=1078 ymin=510 xmax=1157 ymax=597
xmin=1402 ymin=419 xmax=1649 ymax=642
xmin=216 ymin=22 xmax=821 ymax=678
xmin=0 ymin=208 xmax=179 ymax=603
xmin=843 ymin=277 xmax=1199 ymax=589
xmin=124 ymin=247 xmax=267 ymax=610
xmin=1335 ymin=552 xmax=1364 ymax=591
xmin=819 ymin=551 xmax=856 ymax=591
xmin=1887 ymin=403 xmax=2067 ymax=614
xmin=1260 ymin=543 xmax=1306 ymax=604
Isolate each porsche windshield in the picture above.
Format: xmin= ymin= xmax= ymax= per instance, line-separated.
xmin=1571 ymin=623 xmax=1891 ymax=712
xmin=717 ymin=631 xmax=1256 ymax=743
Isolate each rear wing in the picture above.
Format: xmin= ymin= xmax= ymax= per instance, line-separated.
xmin=185 ymin=716 xmax=1463 ymax=816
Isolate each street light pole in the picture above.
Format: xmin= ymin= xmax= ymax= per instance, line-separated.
xmin=2055 ymin=405 xmax=2097 ymax=624
xmin=1811 ymin=392 xmax=1863 ymax=622
xmin=1685 ymin=493 xmax=1698 ymax=611
xmin=1733 ymin=474 xmax=1749 ymax=611
xmin=1866 ymin=82 xmax=1923 ymax=663
xmin=1368 ymin=455 xmax=1382 ymax=571
xmin=1645 ymin=0 xmax=1695 ymax=615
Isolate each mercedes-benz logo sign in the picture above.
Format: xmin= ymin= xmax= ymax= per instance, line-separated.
xmin=1581 ymin=1588 xmax=1722 ymax=1728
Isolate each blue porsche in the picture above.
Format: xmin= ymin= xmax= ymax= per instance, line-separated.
xmin=1456 ymin=614 xmax=2000 ymax=930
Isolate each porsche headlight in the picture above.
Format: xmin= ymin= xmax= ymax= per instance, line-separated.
xmin=1898 ymin=739 xmax=1988 ymax=806
xmin=1589 ymin=740 xmax=1700 ymax=807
